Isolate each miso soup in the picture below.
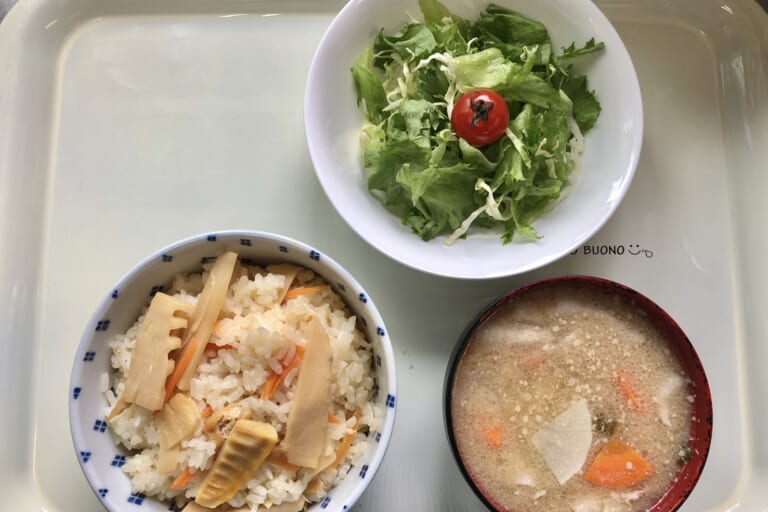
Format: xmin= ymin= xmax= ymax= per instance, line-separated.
xmin=449 ymin=282 xmax=698 ymax=512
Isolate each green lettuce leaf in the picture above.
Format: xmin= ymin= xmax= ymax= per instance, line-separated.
xmin=419 ymin=0 xmax=457 ymax=26
xmin=397 ymin=163 xmax=479 ymax=239
xmin=471 ymin=4 xmax=550 ymax=46
xmin=450 ymin=48 xmax=513 ymax=90
xmin=499 ymin=66 xmax=559 ymax=107
xmin=560 ymin=38 xmax=606 ymax=59
xmin=351 ymin=46 xmax=388 ymax=123
xmin=419 ymin=0 xmax=471 ymax=55
xmin=374 ymin=23 xmax=438 ymax=65
xmin=367 ymin=138 xmax=431 ymax=207
xmin=560 ymin=73 xmax=601 ymax=132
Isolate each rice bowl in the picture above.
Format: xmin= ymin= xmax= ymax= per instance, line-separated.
xmin=69 ymin=231 xmax=397 ymax=512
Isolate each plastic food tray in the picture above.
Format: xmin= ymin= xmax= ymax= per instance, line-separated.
xmin=0 ymin=0 xmax=766 ymax=510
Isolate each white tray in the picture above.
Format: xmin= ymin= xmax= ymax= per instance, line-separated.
xmin=0 ymin=0 xmax=766 ymax=510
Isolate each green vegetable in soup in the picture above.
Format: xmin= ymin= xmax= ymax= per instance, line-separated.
xmin=593 ymin=414 xmax=618 ymax=436
xmin=351 ymin=0 xmax=604 ymax=244
xmin=677 ymin=444 xmax=693 ymax=465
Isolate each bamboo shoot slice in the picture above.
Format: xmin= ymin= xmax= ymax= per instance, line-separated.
xmin=157 ymin=393 xmax=201 ymax=447
xmin=266 ymin=263 xmax=301 ymax=303
xmin=157 ymin=444 xmax=179 ymax=475
xmin=203 ymin=402 xmax=251 ymax=447
xmin=122 ymin=292 xmax=194 ymax=411
xmin=176 ymin=251 xmax=238 ymax=392
xmin=303 ymin=430 xmax=337 ymax=480
xmin=282 ymin=317 xmax=334 ymax=468
xmin=194 ymin=420 xmax=278 ymax=508
xmin=107 ymin=397 xmax=130 ymax=420
xmin=182 ymin=502 xmax=252 ymax=512
xmin=304 ymin=477 xmax=326 ymax=501
xmin=156 ymin=393 xmax=200 ymax=474
xmin=258 ymin=498 xmax=307 ymax=512
xmin=181 ymin=503 xmax=209 ymax=512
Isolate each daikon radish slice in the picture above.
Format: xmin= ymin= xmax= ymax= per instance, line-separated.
xmin=656 ymin=374 xmax=685 ymax=427
xmin=532 ymin=398 xmax=593 ymax=485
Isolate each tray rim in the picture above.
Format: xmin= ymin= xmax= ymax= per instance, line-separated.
xmin=1 ymin=0 xmax=767 ymax=510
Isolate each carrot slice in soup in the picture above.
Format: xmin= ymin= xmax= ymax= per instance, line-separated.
xmin=584 ymin=438 xmax=655 ymax=488
xmin=481 ymin=424 xmax=503 ymax=449
xmin=616 ymin=370 xmax=644 ymax=411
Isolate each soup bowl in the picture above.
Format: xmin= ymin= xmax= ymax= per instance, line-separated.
xmin=444 ymin=275 xmax=712 ymax=512
xmin=69 ymin=230 xmax=397 ymax=512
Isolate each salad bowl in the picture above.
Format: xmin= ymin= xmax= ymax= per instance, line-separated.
xmin=305 ymin=0 xmax=643 ymax=279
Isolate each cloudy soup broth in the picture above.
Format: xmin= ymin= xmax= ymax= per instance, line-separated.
xmin=450 ymin=283 xmax=695 ymax=512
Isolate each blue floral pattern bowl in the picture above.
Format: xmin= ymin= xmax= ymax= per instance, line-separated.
xmin=69 ymin=230 xmax=397 ymax=512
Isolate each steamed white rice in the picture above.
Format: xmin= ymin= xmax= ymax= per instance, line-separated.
xmin=106 ymin=262 xmax=383 ymax=511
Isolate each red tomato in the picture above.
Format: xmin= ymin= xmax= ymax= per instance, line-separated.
xmin=451 ymin=89 xmax=510 ymax=146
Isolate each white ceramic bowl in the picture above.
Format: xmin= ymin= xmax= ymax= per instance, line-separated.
xmin=69 ymin=230 xmax=397 ymax=512
xmin=305 ymin=0 xmax=643 ymax=279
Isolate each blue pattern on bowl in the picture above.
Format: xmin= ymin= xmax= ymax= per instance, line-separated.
xmin=128 ymin=492 xmax=146 ymax=505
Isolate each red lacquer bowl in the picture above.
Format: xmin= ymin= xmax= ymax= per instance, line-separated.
xmin=444 ymin=275 xmax=713 ymax=512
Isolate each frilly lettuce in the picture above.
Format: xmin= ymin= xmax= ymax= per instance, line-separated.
xmin=351 ymin=0 xmax=604 ymax=243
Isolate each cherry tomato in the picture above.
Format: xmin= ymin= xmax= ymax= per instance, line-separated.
xmin=451 ymin=89 xmax=510 ymax=146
